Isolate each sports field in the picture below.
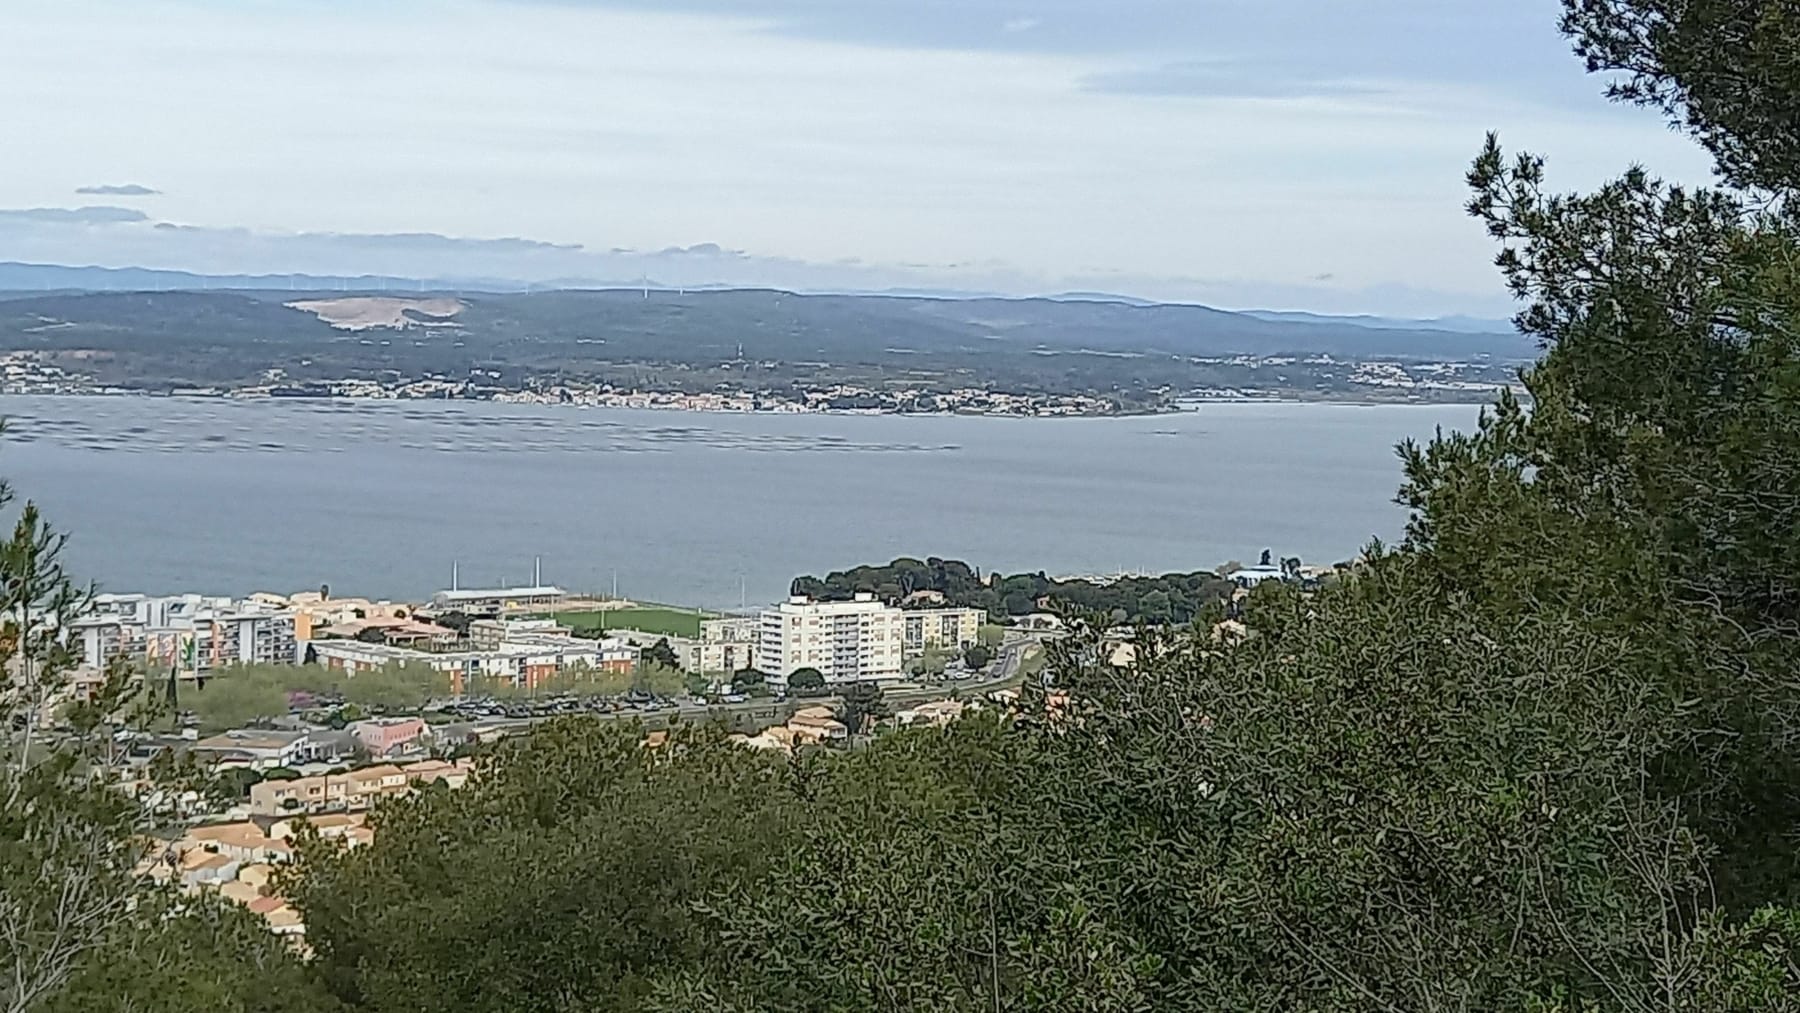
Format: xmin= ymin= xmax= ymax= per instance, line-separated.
xmin=551 ymin=607 xmax=710 ymax=639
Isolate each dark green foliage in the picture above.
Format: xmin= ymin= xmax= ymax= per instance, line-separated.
xmin=792 ymin=556 xmax=1237 ymax=624
xmin=19 ymin=2 xmax=1800 ymax=1009
xmin=42 ymin=893 xmax=342 ymax=1013
xmin=834 ymin=681 xmax=891 ymax=735
xmin=1561 ymin=0 xmax=1800 ymax=192
xmin=962 ymin=644 xmax=993 ymax=670
xmin=642 ymin=637 xmax=680 ymax=671
xmin=287 ymin=720 xmax=794 ymax=1013
xmin=786 ymin=668 xmax=826 ymax=694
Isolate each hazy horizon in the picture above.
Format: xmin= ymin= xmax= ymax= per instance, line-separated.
xmin=4 ymin=0 xmax=1718 ymax=317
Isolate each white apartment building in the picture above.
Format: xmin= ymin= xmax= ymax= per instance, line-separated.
xmin=74 ymin=595 xmax=299 ymax=674
xmin=756 ymin=595 xmax=904 ymax=684
xmin=700 ymin=617 xmax=761 ymax=644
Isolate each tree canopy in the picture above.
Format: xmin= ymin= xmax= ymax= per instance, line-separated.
xmin=10 ymin=2 xmax=1800 ymax=1010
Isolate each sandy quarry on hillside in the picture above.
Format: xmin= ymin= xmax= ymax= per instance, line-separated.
xmin=285 ymin=297 xmax=466 ymax=331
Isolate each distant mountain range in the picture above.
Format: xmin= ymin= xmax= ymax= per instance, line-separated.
xmin=1239 ymin=308 xmax=1514 ymax=335
xmin=0 ymin=261 xmax=1518 ymax=340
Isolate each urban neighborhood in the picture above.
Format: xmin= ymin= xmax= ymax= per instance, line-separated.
xmin=54 ymin=569 xmax=1119 ymax=949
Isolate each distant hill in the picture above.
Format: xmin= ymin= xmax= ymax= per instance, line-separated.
xmin=1241 ymin=308 xmax=1516 ymax=335
xmin=0 ymin=265 xmax=1537 ymax=399
xmin=0 ymin=283 xmax=1536 ymax=363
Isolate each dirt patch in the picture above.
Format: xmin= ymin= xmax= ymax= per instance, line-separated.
xmin=285 ymin=297 xmax=466 ymax=332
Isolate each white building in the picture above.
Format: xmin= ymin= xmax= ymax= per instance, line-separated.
xmin=75 ymin=596 xmax=300 ymax=674
xmin=756 ymin=595 xmax=904 ymax=684
xmin=188 ymin=729 xmax=316 ymax=771
xmin=429 ymin=586 xmax=568 ymax=613
xmin=311 ymin=635 xmax=636 ymax=694
xmin=1225 ymin=565 xmax=1286 ymax=587
xmin=699 ymin=616 xmax=761 ymax=644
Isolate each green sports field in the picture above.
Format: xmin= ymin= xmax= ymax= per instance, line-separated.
xmin=550 ymin=607 xmax=710 ymax=639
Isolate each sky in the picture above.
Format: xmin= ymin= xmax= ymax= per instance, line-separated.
xmin=0 ymin=0 xmax=1718 ymax=317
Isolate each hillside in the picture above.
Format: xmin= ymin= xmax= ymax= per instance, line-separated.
xmin=0 ymin=286 xmax=1532 ymax=400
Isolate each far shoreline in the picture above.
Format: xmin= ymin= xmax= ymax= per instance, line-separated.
xmin=0 ymin=388 xmax=1512 ymax=418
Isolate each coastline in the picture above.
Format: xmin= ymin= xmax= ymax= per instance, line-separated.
xmin=0 ymin=386 xmax=1513 ymax=417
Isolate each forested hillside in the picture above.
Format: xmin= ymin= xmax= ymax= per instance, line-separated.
xmin=0 ymin=285 xmax=1529 ymax=397
xmin=792 ymin=556 xmax=1242 ymax=623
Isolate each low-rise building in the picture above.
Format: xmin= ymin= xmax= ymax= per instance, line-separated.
xmin=430 ymin=586 xmax=568 ymax=613
xmin=352 ymin=717 xmax=427 ymax=757
xmin=900 ymin=607 xmax=984 ymax=652
xmin=190 ymin=729 xmax=314 ymax=771
xmin=310 ymin=637 xmax=629 ymax=694
xmin=468 ymin=617 xmax=562 ymax=650
xmin=248 ymin=758 xmax=473 ymax=816
xmin=787 ymin=705 xmax=849 ymax=744
xmin=896 ymin=699 xmax=968 ymax=728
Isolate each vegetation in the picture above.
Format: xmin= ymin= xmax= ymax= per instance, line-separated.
xmin=906 ymin=644 xmax=953 ymax=678
xmin=175 ymin=662 xmax=447 ymax=730
xmin=629 ymin=662 xmax=688 ymax=699
xmin=793 ymin=556 xmax=1239 ymax=624
xmin=834 ymin=682 xmax=890 ymax=736
xmin=0 ymin=287 xmax=1530 ymax=405
xmin=641 ymin=638 xmax=680 ymax=671
xmin=556 ymin=607 xmax=707 ymax=640
xmin=10 ymin=4 xmax=1800 ymax=1011
xmin=786 ymin=668 xmax=826 ymax=694
xmin=0 ymin=476 xmax=334 ymax=1012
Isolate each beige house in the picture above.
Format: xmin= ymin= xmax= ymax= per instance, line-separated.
xmin=249 ymin=759 xmax=474 ymax=815
xmin=787 ymin=705 xmax=849 ymax=744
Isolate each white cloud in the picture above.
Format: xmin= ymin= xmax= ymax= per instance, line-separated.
xmin=0 ymin=0 xmax=1718 ymax=315
xmin=1002 ymin=17 xmax=1041 ymax=33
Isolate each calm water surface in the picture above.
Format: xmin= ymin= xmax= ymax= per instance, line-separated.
xmin=0 ymin=396 xmax=1480 ymax=608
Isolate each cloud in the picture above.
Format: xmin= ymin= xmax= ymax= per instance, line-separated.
xmin=653 ymin=242 xmax=744 ymax=258
xmin=0 ymin=202 xmax=1519 ymax=317
xmin=1083 ymin=61 xmax=1386 ymax=101
xmin=1001 ymin=17 xmax=1040 ymax=34
xmin=0 ymin=205 xmax=149 ymax=225
xmin=75 ymin=183 xmax=160 ymax=196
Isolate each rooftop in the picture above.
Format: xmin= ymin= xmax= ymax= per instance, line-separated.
xmin=192 ymin=729 xmax=308 ymax=752
xmin=432 ymin=586 xmax=567 ymax=602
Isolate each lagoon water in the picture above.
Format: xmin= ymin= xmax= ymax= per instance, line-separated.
xmin=0 ymin=396 xmax=1481 ymax=608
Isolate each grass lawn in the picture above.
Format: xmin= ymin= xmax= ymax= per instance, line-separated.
xmin=552 ymin=607 xmax=709 ymax=639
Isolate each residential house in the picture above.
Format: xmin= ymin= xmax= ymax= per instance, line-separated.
xmin=247 ymin=758 xmax=474 ymax=815
xmin=179 ymin=850 xmax=240 ymax=887
xmin=184 ymin=821 xmax=295 ymax=864
xmin=786 ymin=705 xmax=849 ymax=744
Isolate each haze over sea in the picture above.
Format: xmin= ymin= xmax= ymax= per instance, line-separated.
xmin=0 ymin=396 xmax=1480 ymax=609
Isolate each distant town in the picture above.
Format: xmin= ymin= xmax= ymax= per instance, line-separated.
xmin=0 ymin=350 xmax=1522 ymax=416
xmin=51 ymin=552 xmax=1330 ymax=947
